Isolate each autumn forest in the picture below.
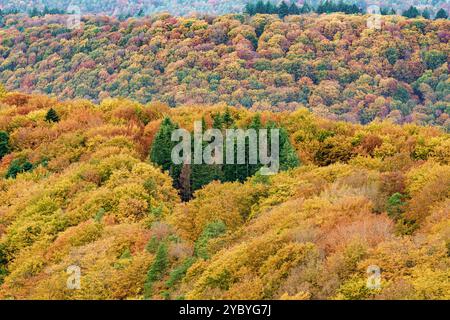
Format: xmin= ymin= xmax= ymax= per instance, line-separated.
xmin=0 ymin=6 xmax=449 ymax=301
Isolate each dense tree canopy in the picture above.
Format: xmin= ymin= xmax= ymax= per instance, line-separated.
xmin=0 ymin=131 xmax=10 ymax=160
xmin=0 ymin=13 xmax=448 ymax=129
xmin=0 ymin=6 xmax=448 ymax=301
xmin=436 ymin=8 xmax=448 ymax=20
xmin=0 ymin=0 xmax=448 ymax=17
xmin=0 ymin=92 xmax=448 ymax=299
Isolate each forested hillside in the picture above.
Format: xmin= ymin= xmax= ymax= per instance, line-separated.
xmin=0 ymin=90 xmax=448 ymax=299
xmin=0 ymin=13 xmax=449 ymax=127
xmin=1 ymin=0 xmax=449 ymax=16
xmin=0 ymin=5 xmax=449 ymax=301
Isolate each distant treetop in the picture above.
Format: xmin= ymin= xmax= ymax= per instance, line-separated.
xmin=0 ymin=0 xmax=448 ymax=18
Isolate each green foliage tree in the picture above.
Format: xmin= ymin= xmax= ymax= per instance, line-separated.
xmin=317 ymin=0 xmax=334 ymax=14
xmin=423 ymin=50 xmax=447 ymax=70
xmin=288 ymin=2 xmax=300 ymax=15
xmin=402 ymin=6 xmax=420 ymax=18
xmin=6 ymin=158 xmax=33 ymax=179
xmin=150 ymin=117 xmax=181 ymax=179
xmin=0 ymin=131 xmax=10 ymax=160
xmin=255 ymin=0 xmax=266 ymax=14
xmin=393 ymin=86 xmax=410 ymax=104
xmin=0 ymin=243 xmax=7 ymax=285
xmin=194 ymin=221 xmax=226 ymax=259
xmin=245 ymin=2 xmax=256 ymax=15
xmin=212 ymin=113 xmax=223 ymax=129
xmin=278 ymin=127 xmax=300 ymax=171
xmin=264 ymin=1 xmax=276 ymax=14
xmin=245 ymin=0 xmax=361 ymax=16
xmin=380 ymin=7 xmax=390 ymax=15
xmin=166 ymin=257 xmax=196 ymax=288
xmin=384 ymin=47 xmax=399 ymax=65
xmin=222 ymin=108 xmax=234 ymax=128
xmin=191 ymin=164 xmax=223 ymax=192
xmin=301 ymin=2 xmax=312 ymax=13
xmin=278 ymin=1 xmax=290 ymax=18
xmin=145 ymin=236 xmax=160 ymax=254
xmin=45 ymin=108 xmax=60 ymax=123
xmin=435 ymin=8 xmax=448 ymax=20
xmin=421 ymin=9 xmax=431 ymax=20
xmin=386 ymin=193 xmax=406 ymax=221
xmin=144 ymin=242 xmax=168 ymax=299
xmin=136 ymin=9 xmax=145 ymax=17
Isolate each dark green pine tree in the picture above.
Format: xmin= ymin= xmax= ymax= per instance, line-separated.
xmin=278 ymin=127 xmax=300 ymax=170
xmin=222 ymin=107 xmax=234 ymax=128
xmin=29 ymin=7 xmax=40 ymax=17
xmin=190 ymin=117 xmax=223 ymax=193
xmin=264 ymin=1 xmax=276 ymax=14
xmin=150 ymin=117 xmax=181 ymax=181
xmin=0 ymin=131 xmax=10 ymax=160
xmin=222 ymin=138 xmax=236 ymax=182
xmin=212 ymin=112 xmax=223 ymax=130
xmin=435 ymin=8 xmax=448 ymax=20
xmin=386 ymin=193 xmax=406 ymax=221
xmin=247 ymin=114 xmax=263 ymax=177
xmin=6 ymin=160 xmax=22 ymax=179
xmin=0 ymin=242 xmax=7 ymax=283
xmin=288 ymin=2 xmax=300 ymax=15
xmin=421 ymin=9 xmax=431 ymax=20
xmin=144 ymin=242 xmax=168 ymax=299
xmin=191 ymin=164 xmax=223 ymax=192
xmin=43 ymin=6 xmax=51 ymax=15
xmin=22 ymin=161 xmax=33 ymax=172
xmin=136 ymin=8 xmax=145 ymax=17
xmin=278 ymin=1 xmax=290 ymax=18
xmin=336 ymin=0 xmax=345 ymax=12
xmin=301 ymin=2 xmax=312 ymax=13
xmin=255 ymin=0 xmax=266 ymax=13
xmin=223 ymin=124 xmax=241 ymax=182
xmin=402 ymin=6 xmax=420 ymax=18
xmin=265 ymin=122 xmax=300 ymax=172
xmin=6 ymin=158 xmax=33 ymax=179
xmin=351 ymin=4 xmax=361 ymax=14
xmin=249 ymin=113 xmax=262 ymax=130
xmin=381 ymin=7 xmax=395 ymax=16
xmin=318 ymin=0 xmax=336 ymax=14
xmin=245 ymin=2 xmax=256 ymax=15
xmin=222 ymin=115 xmax=262 ymax=182
xmin=45 ymin=108 xmax=60 ymax=123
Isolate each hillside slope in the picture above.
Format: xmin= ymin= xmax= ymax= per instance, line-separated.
xmin=0 ymin=91 xmax=448 ymax=299
xmin=0 ymin=13 xmax=449 ymax=127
